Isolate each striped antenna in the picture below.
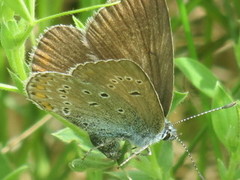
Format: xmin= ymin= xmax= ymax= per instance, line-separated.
xmin=175 ymin=136 xmax=205 ymax=180
xmin=172 ymin=101 xmax=237 ymax=179
xmin=173 ymin=102 xmax=237 ymax=125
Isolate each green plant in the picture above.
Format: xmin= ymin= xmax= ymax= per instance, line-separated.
xmin=0 ymin=0 xmax=239 ymax=179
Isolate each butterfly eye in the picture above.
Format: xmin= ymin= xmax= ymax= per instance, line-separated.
xmin=162 ymin=132 xmax=171 ymax=141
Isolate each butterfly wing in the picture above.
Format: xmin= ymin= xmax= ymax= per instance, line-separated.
xmin=85 ymin=0 xmax=174 ymax=116
xmin=26 ymin=60 xmax=165 ymax=146
xmin=31 ymin=25 xmax=92 ymax=72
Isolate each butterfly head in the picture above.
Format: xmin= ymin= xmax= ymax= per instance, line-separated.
xmin=133 ymin=119 xmax=177 ymax=147
xmin=161 ymin=120 xmax=177 ymax=141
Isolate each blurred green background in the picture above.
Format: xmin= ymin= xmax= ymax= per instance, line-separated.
xmin=0 ymin=0 xmax=239 ymax=179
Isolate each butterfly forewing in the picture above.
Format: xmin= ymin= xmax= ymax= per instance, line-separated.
xmin=85 ymin=0 xmax=173 ymax=116
xmin=31 ymin=25 xmax=92 ymax=73
xmin=26 ymin=60 xmax=165 ymax=144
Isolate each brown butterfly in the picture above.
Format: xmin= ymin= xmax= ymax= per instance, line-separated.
xmin=26 ymin=0 xmax=174 ymax=162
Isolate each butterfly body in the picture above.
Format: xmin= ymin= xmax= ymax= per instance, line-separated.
xmin=26 ymin=0 xmax=174 ymax=160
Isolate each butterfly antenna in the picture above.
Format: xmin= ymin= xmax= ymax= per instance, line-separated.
xmin=175 ymin=136 xmax=205 ymax=180
xmin=173 ymin=101 xmax=237 ymax=125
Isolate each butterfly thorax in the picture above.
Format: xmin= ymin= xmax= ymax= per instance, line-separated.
xmin=129 ymin=119 xmax=177 ymax=147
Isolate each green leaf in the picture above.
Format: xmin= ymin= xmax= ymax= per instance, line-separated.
xmin=1 ymin=20 xmax=32 ymax=49
xmin=234 ymin=35 xmax=240 ymax=68
xmin=25 ymin=0 xmax=35 ymax=18
xmin=131 ymin=156 xmax=162 ymax=179
xmin=175 ymin=57 xmax=220 ymax=97
xmin=1 ymin=20 xmax=19 ymax=49
xmin=72 ymin=16 xmax=85 ymax=29
xmin=155 ymin=142 xmax=173 ymax=177
xmin=106 ymin=170 xmax=152 ymax=180
xmin=3 ymin=165 xmax=28 ymax=180
xmin=52 ymin=127 xmax=93 ymax=151
xmin=2 ymin=0 xmax=33 ymax=23
xmin=8 ymin=70 xmax=23 ymax=93
xmin=170 ymin=91 xmax=188 ymax=113
xmin=70 ymin=154 xmax=114 ymax=171
xmin=176 ymin=0 xmax=197 ymax=59
xmin=0 ymin=83 xmax=18 ymax=93
xmin=211 ymin=83 xmax=239 ymax=152
xmin=217 ymin=159 xmax=227 ymax=179
xmin=129 ymin=142 xmax=174 ymax=180
xmin=0 ymin=1 xmax=14 ymax=22
xmin=1 ymin=20 xmax=29 ymax=80
xmin=4 ymin=46 xmax=27 ymax=80
xmin=0 ymin=152 xmax=12 ymax=179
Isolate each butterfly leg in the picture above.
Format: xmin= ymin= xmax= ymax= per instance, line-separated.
xmin=140 ymin=147 xmax=151 ymax=156
xmin=119 ymin=145 xmax=149 ymax=167
xmin=131 ymin=146 xmax=151 ymax=156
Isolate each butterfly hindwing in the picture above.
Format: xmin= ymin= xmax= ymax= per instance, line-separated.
xmin=26 ymin=60 xmax=165 ymax=146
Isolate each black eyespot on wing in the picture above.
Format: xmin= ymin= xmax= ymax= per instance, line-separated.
xmin=60 ymin=95 xmax=67 ymax=99
xmin=58 ymin=89 xmax=67 ymax=93
xmin=129 ymin=91 xmax=141 ymax=96
xmin=89 ymin=102 xmax=99 ymax=106
xmin=62 ymin=107 xmax=70 ymax=115
xmin=100 ymin=92 xmax=109 ymax=98
xmin=82 ymin=90 xmax=91 ymax=95
xmin=110 ymin=79 xmax=118 ymax=84
xmin=63 ymin=101 xmax=72 ymax=105
xmin=63 ymin=85 xmax=71 ymax=89
xmin=117 ymin=108 xmax=124 ymax=113
xmin=107 ymin=84 xmax=115 ymax=89
xmin=136 ymin=80 xmax=143 ymax=84
xmin=125 ymin=77 xmax=132 ymax=81
xmin=116 ymin=76 xmax=123 ymax=81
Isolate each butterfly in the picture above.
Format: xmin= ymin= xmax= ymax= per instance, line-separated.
xmin=26 ymin=0 xmax=174 ymax=162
